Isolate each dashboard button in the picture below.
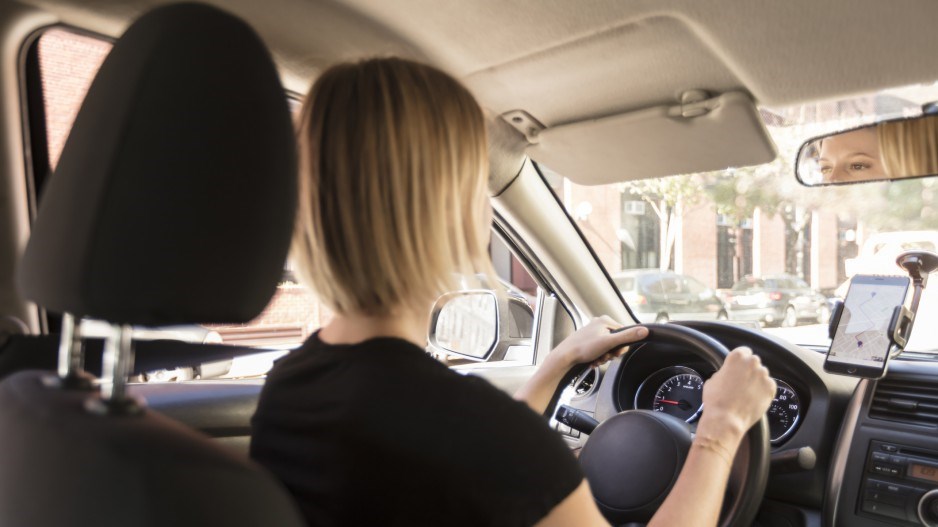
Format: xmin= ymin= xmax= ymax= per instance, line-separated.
xmin=868 ymin=479 xmax=918 ymax=496
xmin=886 ymin=484 xmax=913 ymax=496
xmin=866 ymin=489 xmax=907 ymax=507
xmin=890 ymin=455 xmax=907 ymax=465
xmin=872 ymin=452 xmax=891 ymax=463
xmin=862 ymin=500 xmax=908 ymax=520
xmin=882 ymin=444 xmax=900 ymax=453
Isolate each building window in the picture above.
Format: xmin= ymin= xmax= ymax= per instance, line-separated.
xmin=619 ymin=198 xmax=659 ymax=270
xmin=716 ymin=216 xmax=753 ymax=289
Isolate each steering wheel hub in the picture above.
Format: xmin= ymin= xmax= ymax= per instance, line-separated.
xmin=579 ymin=410 xmax=692 ymax=523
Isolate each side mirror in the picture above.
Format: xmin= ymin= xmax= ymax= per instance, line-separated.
xmin=428 ymin=290 xmax=533 ymax=362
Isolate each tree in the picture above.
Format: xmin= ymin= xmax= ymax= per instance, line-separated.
xmin=619 ymin=175 xmax=705 ymax=271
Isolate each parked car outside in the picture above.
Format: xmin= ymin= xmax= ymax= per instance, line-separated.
xmin=726 ymin=274 xmax=829 ymax=327
xmin=612 ymin=269 xmax=728 ymax=324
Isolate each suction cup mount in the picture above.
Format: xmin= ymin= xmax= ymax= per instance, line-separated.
xmin=896 ymin=250 xmax=938 ymax=314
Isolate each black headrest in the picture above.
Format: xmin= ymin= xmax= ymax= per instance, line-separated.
xmin=17 ymin=3 xmax=296 ymax=326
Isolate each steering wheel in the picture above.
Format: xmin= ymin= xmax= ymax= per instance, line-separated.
xmin=572 ymin=323 xmax=769 ymax=527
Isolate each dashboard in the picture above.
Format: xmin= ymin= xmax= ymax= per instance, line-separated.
xmin=828 ymin=357 xmax=938 ymax=527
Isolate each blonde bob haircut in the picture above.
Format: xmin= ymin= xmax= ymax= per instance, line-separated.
xmin=878 ymin=115 xmax=938 ymax=178
xmin=292 ymin=57 xmax=493 ymax=316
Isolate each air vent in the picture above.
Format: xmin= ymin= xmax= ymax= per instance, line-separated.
xmin=572 ymin=369 xmax=597 ymax=396
xmin=870 ymin=378 xmax=938 ymax=428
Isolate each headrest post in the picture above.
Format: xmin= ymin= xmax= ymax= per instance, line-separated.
xmin=56 ymin=313 xmax=76 ymax=378
xmin=43 ymin=313 xmax=95 ymax=390
xmin=101 ymin=324 xmax=133 ymax=401
xmin=86 ymin=323 xmax=142 ymax=415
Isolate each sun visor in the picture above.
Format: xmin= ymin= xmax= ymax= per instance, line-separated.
xmin=527 ymin=92 xmax=777 ymax=184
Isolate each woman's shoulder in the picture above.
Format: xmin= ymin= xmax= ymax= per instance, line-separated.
xmin=262 ymin=332 xmax=559 ymax=440
xmin=267 ymin=332 xmax=425 ymax=372
xmin=260 ymin=332 xmax=456 ymax=396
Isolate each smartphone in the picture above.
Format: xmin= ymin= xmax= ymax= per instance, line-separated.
xmin=825 ymin=275 xmax=911 ymax=378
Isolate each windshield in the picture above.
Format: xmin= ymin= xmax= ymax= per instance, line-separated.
xmin=544 ymin=82 xmax=938 ymax=352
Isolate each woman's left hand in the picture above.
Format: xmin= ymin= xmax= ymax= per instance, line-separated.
xmin=550 ymin=316 xmax=648 ymax=369
xmin=516 ymin=316 xmax=647 ymax=413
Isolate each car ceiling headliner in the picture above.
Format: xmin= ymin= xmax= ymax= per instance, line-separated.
xmin=16 ymin=0 xmax=938 ymax=128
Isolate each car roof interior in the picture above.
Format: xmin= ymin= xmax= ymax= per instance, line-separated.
xmin=18 ymin=0 xmax=938 ymax=112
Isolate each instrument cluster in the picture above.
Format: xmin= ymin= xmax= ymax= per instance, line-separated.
xmin=629 ymin=364 xmax=804 ymax=445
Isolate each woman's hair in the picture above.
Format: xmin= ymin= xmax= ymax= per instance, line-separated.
xmin=878 ymin=115 xmax=938 ymax=178
xmin=292 ymin=57 xmax=493 ymax=316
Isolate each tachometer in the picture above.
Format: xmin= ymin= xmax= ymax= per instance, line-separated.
xmin=767 ymin=379 xmax=802 ymax=444
xmin=652 ymin=372 xmax=704 ymax=422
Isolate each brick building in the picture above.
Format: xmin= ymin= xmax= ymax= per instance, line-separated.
xmin=555 ymin=176 xmax=847 ymax=294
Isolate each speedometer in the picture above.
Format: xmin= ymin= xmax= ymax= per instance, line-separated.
xmin=652 ymin=372 xmax=704 ymax=422
xmin=767 ymin=379 xmax=802 ymax=444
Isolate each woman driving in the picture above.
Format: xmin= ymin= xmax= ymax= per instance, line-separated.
xmin=250 ymin=57 xmax=776 ymax=527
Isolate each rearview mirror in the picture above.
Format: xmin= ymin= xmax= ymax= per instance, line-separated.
xmin=796 ymin=113 xmax=938 ymax=186
xmin=427 ymin=290 xmax=533 ymax=362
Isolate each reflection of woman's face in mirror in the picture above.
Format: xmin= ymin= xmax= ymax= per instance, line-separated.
xmin=817 ymin=128 xmax=886 ymax=183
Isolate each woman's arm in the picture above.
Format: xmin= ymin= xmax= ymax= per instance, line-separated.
xmin=514 ymin=318 xmax=648 ymax=414
xmin=644 ymin=425 xmax=740 ymax=527
xmin=648 ymin=347 xmax=775 ymax=526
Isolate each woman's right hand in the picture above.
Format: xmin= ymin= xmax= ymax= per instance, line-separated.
xmin=697 ymin=347 xmax=776 ymax=444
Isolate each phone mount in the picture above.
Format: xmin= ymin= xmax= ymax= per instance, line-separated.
xmin=827 ymin=303 xmax=913 ymax=351
xmin=897 ymin=251 xmax=938 ymax=313
xmin=887 ymin=306 xmax=915 ymax=351
xmin=892 ymin=251 xmax=938 ymax=356
xmin=827 ymin=250 xmax=937 ymax=358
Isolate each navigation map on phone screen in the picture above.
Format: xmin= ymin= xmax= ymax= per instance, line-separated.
xmin=827 ymin=276 xmax=910 ymax=369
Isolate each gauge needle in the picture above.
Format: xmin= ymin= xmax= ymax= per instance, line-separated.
xmin=659 ymin=399 xmax=680 ymax=405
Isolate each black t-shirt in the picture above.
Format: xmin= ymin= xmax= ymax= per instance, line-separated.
xmin=250 ymin=333 xmax=583 ymax=527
